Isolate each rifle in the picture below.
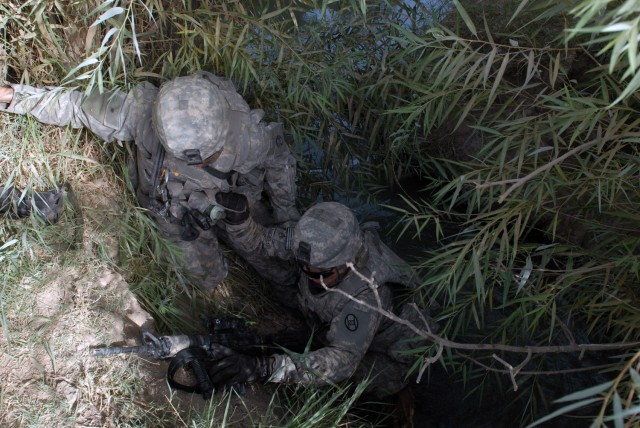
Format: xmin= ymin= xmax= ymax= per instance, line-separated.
xmin=91 ymin=317 xmax=309 ymax=399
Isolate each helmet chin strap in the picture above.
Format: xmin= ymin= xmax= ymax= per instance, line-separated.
xmin=183 ymin=149 xmax=203 ymax=165
xmin=180 ymin=148 xmax=234 ymax=180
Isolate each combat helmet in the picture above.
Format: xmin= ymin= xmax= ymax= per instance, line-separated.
xmin=293 ymin=202 xmax=364 ymax=269
xmin=153 ymin=73 xmax=231 ymax=164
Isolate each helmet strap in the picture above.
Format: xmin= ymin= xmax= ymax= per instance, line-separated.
xmin=296 ymin=241 xmax=311 ymax=266
xmin=183 ymin=149 xmax=203 ymax=165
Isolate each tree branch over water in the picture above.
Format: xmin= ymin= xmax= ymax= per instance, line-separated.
xmin=321 ymin=263 xmax=640 ymax=385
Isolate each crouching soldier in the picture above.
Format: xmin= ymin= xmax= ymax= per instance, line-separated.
xmin=209 ymin=193 xmax=437 ymax=398
xmin=0 ymin=72 xmax=299 ymax=292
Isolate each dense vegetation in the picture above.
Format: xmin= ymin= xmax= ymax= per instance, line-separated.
xmin=1 ymin=0 xmax=639 ymax=426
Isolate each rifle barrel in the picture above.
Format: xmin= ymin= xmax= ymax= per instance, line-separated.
xmin=92 ymin=345 xmax=150 ymax=357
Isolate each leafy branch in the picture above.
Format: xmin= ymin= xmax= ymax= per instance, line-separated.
xmin=321 ymin=263 xmax=639 ymax=390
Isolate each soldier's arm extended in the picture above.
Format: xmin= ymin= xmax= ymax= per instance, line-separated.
xmin=0 ymin=81 xmax=157 ymax=143
xmin=262 ymin=123 xmax=300 ymax=224
xmin=267 ymin=286 xmax=392 ymax=387
xmin=217 ymin=191 xmax=294 ymax=260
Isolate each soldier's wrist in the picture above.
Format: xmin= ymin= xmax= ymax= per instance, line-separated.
xmin=256 ymin=356 xmax=273 ymax=381
xmin=223 ymin=207 xmax=249 ymax=225
xmin=0 ymin=86 xmax=14 ymax=104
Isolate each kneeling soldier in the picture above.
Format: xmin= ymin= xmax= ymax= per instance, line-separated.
xmin=210 ymin=193 xmax=437 ymax=398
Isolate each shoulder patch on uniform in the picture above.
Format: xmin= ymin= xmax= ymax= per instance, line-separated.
xmin=344 ymin=313 xmax=359 ymax=332
xmin=332 ymin=300 xmax=373 ymax=349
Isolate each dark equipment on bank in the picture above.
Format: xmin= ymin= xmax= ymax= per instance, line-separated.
xmin=0 ymin=184 xmax=65 ymax=223
xmin=0 ymin=182 xmax=84 ymax=247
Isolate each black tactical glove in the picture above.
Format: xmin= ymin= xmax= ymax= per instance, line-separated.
xmin=214 ymin=192 xmax=249 ymax=225
xmin=206 ymin=351 xmax=271 ymax=389
xmin=0 ymin=186 xmax=64 ymax=224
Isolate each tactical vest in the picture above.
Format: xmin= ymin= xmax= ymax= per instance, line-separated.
xmin=296 ymin=229 xmax=421 ymax=347
xmin=124 ymin=71 xmax=284 ymax=228
xmin=129 ymin=118 xmax=284 ymax=229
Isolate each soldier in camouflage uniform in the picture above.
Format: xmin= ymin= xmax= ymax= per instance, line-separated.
xmin=207 ymin=193 xmax=436 ymax=398
xmin=0 ymin=72 xmax=299 ymax=291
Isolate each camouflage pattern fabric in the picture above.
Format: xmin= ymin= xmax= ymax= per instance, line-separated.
xmin=292 ymin=202 xmax=364 ymax=268
xmin=0 ymin=72 xmax=299 ymax=292
xmin=152 ymin=73 xmax=233 ymax=162
xmin=225 ymin=208 xmax=434 ymax=398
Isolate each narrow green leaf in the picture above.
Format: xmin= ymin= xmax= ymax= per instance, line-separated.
xmin=358 ymin=0 xmax=367 ymax=18
xmin=508 ymin=0 xmax=532 ymax=26
xmin=519 ymin=49 xmax=533 ymax=82
xmin=630 ymin=369 xmax=640 ymax=393
xmin=629 ymin=20 xmax=638 ymax=71
xmin=0 ymin=239 xmax=18 ymax=251
xmin=97 ymin=67 xmax=103 ymax=93
xmin=64 ymin=57 xmax=99 ymax=81
xmin=550 ymin=52 xmax=560 ymax=89
xmin=472 ymin=250 xmax=484 ymax=300
xmin=129 ymin=13 xmax=142 ymax=65
xmin=91 ymin=6 xmax=125 ymax=27
xmin=260 ymin=7 xmax=288 ymax=21
xmin=516 ymin=255 xmax=533 ymax=294
xmin=555 ymin=380 xmax=615 ymax=403
xmin=483 ymin=15 xmax=494 ymax=45
xmin=321 ymin=0 xmax=329 ymax=21
xmin=603 ymin=23 xmax=632 ymax=32
xmin=454 ymin=93 xmax=478 ymax=131
xmin=603 ymin=405 xmax=640 ymax=421
xmin=482 ymin=47 xmax=497 ymax=87
xmin=549 ymin=300 xmax=556 ymax=342
xmin=526 ymin=398 xmax=602 ymax=428
xmin=484 ymin=52 xmax=509 ymax=117
xmin=611 ymin=68 xmax=640 ymax=105
xmin=100 ymin=27 xmax=119 ymax=48
xmin=611 ymin=392 xmax=624 ymax=428
xmin=527 ymin=146 xmax=553 ymax=157
xmin=453 ymin=0 xmax=477 ymax=37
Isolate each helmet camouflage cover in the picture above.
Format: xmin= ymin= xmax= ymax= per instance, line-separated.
xmin=294 ymin=202 xmax=363 ymax=268
xmin=152 ymin=73 xmax=231 ymax=163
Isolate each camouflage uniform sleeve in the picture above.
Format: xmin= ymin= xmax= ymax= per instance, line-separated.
xmin=225 ymin=215 xmax=293 ymax=260
xmin=268 ymin=286 xmax=392 ymax=386
xmin=0 ymin=82 xmax=156 ymax=143
xmin=263 ymin=123 xmax=300 ymax=224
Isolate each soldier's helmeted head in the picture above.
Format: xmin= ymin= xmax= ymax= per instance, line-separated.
xmin=294 ymin=202 xmax=364 ymax=286
xmin=152 ymin=73 xmax=231 ymax=167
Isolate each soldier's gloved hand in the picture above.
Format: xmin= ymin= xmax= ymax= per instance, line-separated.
xmin=0 ymin=186 xmax=63 ymax=224
xmin=31 ymin=189 xmax=64 ymax=224
xmin=214 ymin=192 xmax=249 ymax=225
xmin=206 ymin=351 xmax=271 ymax=389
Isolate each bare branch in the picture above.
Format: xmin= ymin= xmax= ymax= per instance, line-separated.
xmin=514 ymin=351 xmax=532 ymax=376
xmin=497 ymin=139 xmax=598 ymax=203
xmin=475 ymin=178 xmax=519 ymax=189
xmin=493 ymin=353 xmax=519 ymax=391
xmin=489 ymin=352 xmax=531 ymax=392
xmin=417 ymin=343 xmax=443 ymax=383
xmin=323 ymin=264 xmax=640 ymax=357
xmin=456 ymin=351 xmax=619 ymax=376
